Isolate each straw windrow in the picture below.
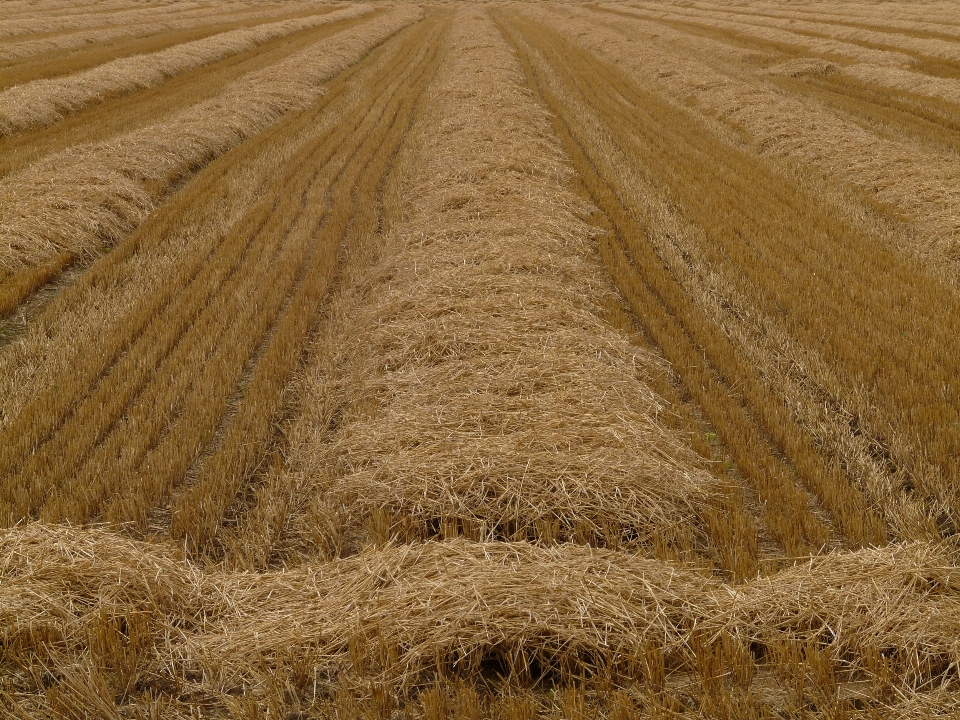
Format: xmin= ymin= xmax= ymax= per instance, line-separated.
xmin=0 ymin=1 xmax=317 ymax=60
xmin=0 ymin=5 xmax=422 ymax=274
xmin=3 ymin=2 xmax=960 ymax=717
xmin=512 ymin=3 xmax=960 ymax=550
xmin=2 ymin=525 xmax=958 ymax=714
xmin=258 ymin=6 xmax=721 ymax=559
xmin=0 ymin=4 xmax=373 ymax=136
xmin=533 ymin=4 xmax=960 ymax=274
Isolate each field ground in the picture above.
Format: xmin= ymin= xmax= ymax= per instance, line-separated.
xmin=1 ymin=1 xmax=960 ymax=717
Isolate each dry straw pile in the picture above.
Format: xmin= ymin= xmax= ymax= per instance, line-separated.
xmin=730 ymin=543 xmax=960 ymax=663
xmin=0 ymin=4 xmax=371 ymax=135
xmin=0 ymin=5 xmax=422 ymax=274
xmin=0 ymin=525 xmax=720 ymax=715
xmin=192 ymin=540 xmax=721 ymax=688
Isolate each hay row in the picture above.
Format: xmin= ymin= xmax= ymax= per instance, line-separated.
xmin=0 ymin=0 xmax=213 ymax=36
xmin=621 ymin=2 xmax=910 ymax=67
xmin=576 ymin=6 xmax=960 ymax=273
xmin=614 ymin=3 xmax=960 ymax=107
xmin=641 ymin=1 xmax=960 ymax=65
xmin=502 ymin=9 xmax=865 ymax=554
xmin=588 ymin=6 xmax=960 ymax=259
xmin=524 ymin=4 xmax=960 ymax=540
xmin=0 ymin=0 xmax=214 ymax=34
xmin=245 ymin=6 xmax=722 ymax=564
xmin=0 ymin=4 xmax=423 ymax=274
xmin=514 ymin=5 xmax=960 ymax=544
xmin=1 ymin=524 xmax=958 ymax=713
xmin=0 ymin=10 xmax=444 ymax=539
xmin=0 ymin=17 xmax=397 ymax=445
xmin=603 ymin=3 xmax=960 ymax=117
xmin=566 ymin=8 xmax=942 ymax=543
xmin=617 ymin=2 xmax=960 ymax=135
xmin=723 ymin=0 xmax=960 ymax=32
xmin=2 ymin=4 xmax=959 ymax=716
xmin=0 ymin=6 xmax=345 ymax=95
xmin=597 ymin=137 xmax=938 ymax=543
xmin=166 ymin=12 xmax=448 ymax=551
xmin=841 ymin=61 xmax=960 ymax=107
xmin=756 ymin=2 xmax=960 ymax=38
xmin=0 ymin=2 xmax=317 ymax=60
xmin=0 ymin=4 xmax=369 ymax=136
xmin=0 ymin=9 xmax=376 ymax=181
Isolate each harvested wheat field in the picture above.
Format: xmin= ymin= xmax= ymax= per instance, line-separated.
xmin=2 ymin=0 xmax=960 ymax=716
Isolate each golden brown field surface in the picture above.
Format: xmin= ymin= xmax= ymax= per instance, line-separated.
xmin=1 ymin=1 xmax=960 ymax=717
